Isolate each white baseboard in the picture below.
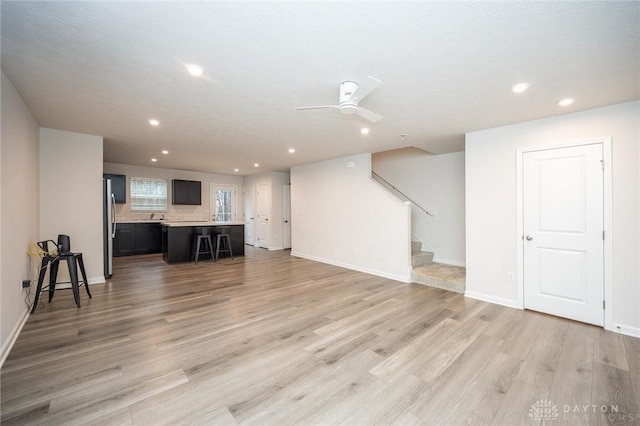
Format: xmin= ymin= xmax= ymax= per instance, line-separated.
xmin=0 ymin=307 xmax=30 ymax=369
xmin=609 ymin=323 xmax=640 ymax=338
xmin=464 ymin=291 xmax=521 ymax=309
xmin=268 ymin=246 xmax=285 ymax=251
xmin=433 ymin=257 xmax=466 ymax=267
xmin=290 ymin=251 xmax=411 ymax=283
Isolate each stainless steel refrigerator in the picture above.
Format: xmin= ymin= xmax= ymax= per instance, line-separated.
xmin=103 ymin=178 xmax=116 ymax=278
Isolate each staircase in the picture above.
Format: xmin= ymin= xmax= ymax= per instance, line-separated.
xmin=411 ymin=241 xmax=465 ymax=294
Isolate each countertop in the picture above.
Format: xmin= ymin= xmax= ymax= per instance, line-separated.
xmin=161 ymin=221 xmax=245 ymax=227
xmin=117 ymin=219 xmax=165 ymax=224
xmin=117 ymin=220 xmax=244 ymax=227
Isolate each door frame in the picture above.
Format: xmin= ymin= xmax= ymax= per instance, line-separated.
xmin=516 ymin=137 xmax=613 ymax=330
xmin=256 ymin=182 xmax=270 ymax=249
xmin=243 ymin=185 xmax=256 ymax=246
xmin=283 ymin=183 xmax=291 ymax=249
xmin=209 ymin=183 xmax=237 ymax=222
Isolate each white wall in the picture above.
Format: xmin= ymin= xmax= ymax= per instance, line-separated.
xmin=40 ymin=128 xmax=104 ymax=285
xmin=1 ymin=71 xmax=40 ymax=363
xmin=244 ymin=171 xmax=290 ymax=250
xmin=466 ymin=101 xmax=640 ymax=334
xmin=373 ymin=149 xmax=465 ymax=266
xmin=104 ymin=162 xmax=244 ymax=222
xmin=291 ymin=153 xmax=412 ymax=282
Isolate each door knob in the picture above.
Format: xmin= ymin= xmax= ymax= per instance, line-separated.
xmin=526 ymin=235 xmax=533 ymax=241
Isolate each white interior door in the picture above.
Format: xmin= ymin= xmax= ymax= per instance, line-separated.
xmin=256 ymin=183 xmax=270 ymax=249
xmin=244 ymin=185 xmax=255 ymax=246
xmin=283 ymin=183 xmax=291 ymax=249
xmin=523 ymin=143 xmax=604 ymax=326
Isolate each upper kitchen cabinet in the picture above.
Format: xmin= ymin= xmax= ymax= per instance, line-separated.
xmin=172 ymin=179 xmax=201 ymax=205
xmin=104 ymin=173 xmax=126 ymax=203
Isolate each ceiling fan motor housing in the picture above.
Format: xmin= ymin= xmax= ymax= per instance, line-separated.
xmin=338 ymin=81 xmax=359 ymax=114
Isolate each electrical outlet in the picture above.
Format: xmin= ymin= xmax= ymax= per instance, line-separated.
xmin=506 ymin=272 xmax=515 ymax=282
xmin=22 ymin=279 xmax=31 ymax=289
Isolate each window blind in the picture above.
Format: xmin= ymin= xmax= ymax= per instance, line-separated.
xmin=130 ymin=177 xmax=167 ymax=211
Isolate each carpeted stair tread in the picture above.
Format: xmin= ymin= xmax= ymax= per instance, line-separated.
xmin=411 ymin=241 xmax=422 ymax=254
xmin=411 ymin=251 xmax=435 ymax=267
xmin=411 ymin=263 xmax=466 ymax=294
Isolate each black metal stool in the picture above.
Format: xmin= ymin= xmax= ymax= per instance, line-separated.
xmin=192 ymin=227 xmax=214 ymax=264
xmin=214 ymin=226 xmax=233 ymax=260
xmin=32 ymin=235 xmax=91 ymax=313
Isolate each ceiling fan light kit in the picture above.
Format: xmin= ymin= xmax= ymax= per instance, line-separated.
xmin=296 ymin=76 xmax=383 ymax=123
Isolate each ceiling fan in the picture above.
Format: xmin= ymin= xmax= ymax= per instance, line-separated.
xmin=295 ymin=76 xmax=383 ymax=123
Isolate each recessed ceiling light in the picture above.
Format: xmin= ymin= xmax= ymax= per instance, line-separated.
xmin=511 ymin=82 xmax=529 ymax=93
xmin=151 ymin=158 xmax=158 ymax=162
xmin=288 ymin=148 xmax=295 ymax=153
xmin=361 ymin=128 xmax=370 ymax=135
xmin=149 ymin=119 xmax=160 ymax=126
xmin=558 ymin=97 xmax=575 ymax=107
xmin=254 ymin=163 xmax=259 ymax=167
xmin=234 ymin=168 xmax=239 ymax=172
xmin=161 ymin=150 xmax=169 ymax=155
xmin=186 ymin=64 xmax=203 ymax=77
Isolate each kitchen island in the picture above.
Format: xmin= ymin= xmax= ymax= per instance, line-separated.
xmin=161 ymin=222 xmax=244 ymax=264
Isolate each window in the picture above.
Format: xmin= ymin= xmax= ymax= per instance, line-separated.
xmin=211 ymin=185 xmax=236 ymax=221
xmin=130 ymin=177 xmax=167 ymax=211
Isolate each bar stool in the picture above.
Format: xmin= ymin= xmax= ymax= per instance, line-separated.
xmin=32 ymin=235 xmax=91 ymax=313
xmin=214 ymin=226 xmax=233 ymax=260
xmin=192 ymin=227 xmax=214 ymax=264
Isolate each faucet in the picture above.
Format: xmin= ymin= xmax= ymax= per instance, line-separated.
xmin=150 ymin=213 xmax=155 ymax=220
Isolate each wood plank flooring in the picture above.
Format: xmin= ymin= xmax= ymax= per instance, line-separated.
xmin=2 ymin=247 xmax=639 ymax=425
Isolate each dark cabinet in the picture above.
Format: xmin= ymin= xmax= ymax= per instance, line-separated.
xmin=172 ymin=179 xmax=201 ymax=205
xmin=162 ymin=225 xmax=245 ymax=264
xmin=135 ymin=223 xmax=162 ymax=254
xmin=114 ymin=223 xmax=162 ymax=256
xmin=114 ymin=223 xmax=136 ymax=256
xmin=104 ymin=173 xmax=126 ymax=204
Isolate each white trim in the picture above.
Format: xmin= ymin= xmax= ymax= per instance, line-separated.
xmin=0 ymin=307 xmax=29 ymax=369
xmin=464 ymin=291 xmax=521 ymax=309
xmin=602 ymin=141 xmax=614 ymax=332
xmin=282 ymin=183 xmax=292 ymax=250
xmin=268 ymin=246 xmax=285 ymax=251
xmin=611 ymin=323 xmax=640 ymax=338
xmin=210 ymin=183 xmax=238 ymax=222
xmin=291 ymin=251 xmax=412 ymax=283
xmin=516 ymin=137 xmax=613 ymax=329
xmin=243 ymin=184 xmax=256 ymax=246
xmin=432 ymin=257 xmax=466 ymax=267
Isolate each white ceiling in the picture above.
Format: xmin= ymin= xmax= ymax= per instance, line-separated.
xmin=2 ymin=2 xmax=638 ymax=175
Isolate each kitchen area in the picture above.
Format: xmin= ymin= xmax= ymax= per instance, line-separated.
xmin=103 ymin=162 xmax=289 ymax=277
xmin=103 ymin=168 xmax=247 ymax=274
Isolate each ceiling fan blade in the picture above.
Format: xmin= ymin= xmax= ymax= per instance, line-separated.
xmin=357 ymin=107 xmax=383 ymax=123
xmin=349 ymin=75 xmax=382 ymax=103
xmin=294 ymin=105 xmax=338 ymax=110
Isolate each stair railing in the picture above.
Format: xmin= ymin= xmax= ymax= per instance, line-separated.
xmin=371 ymin=170 xmax=435 ymax=217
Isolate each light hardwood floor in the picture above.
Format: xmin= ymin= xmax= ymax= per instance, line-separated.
xmin=2 ymin=247 xmax=639 ymax=425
